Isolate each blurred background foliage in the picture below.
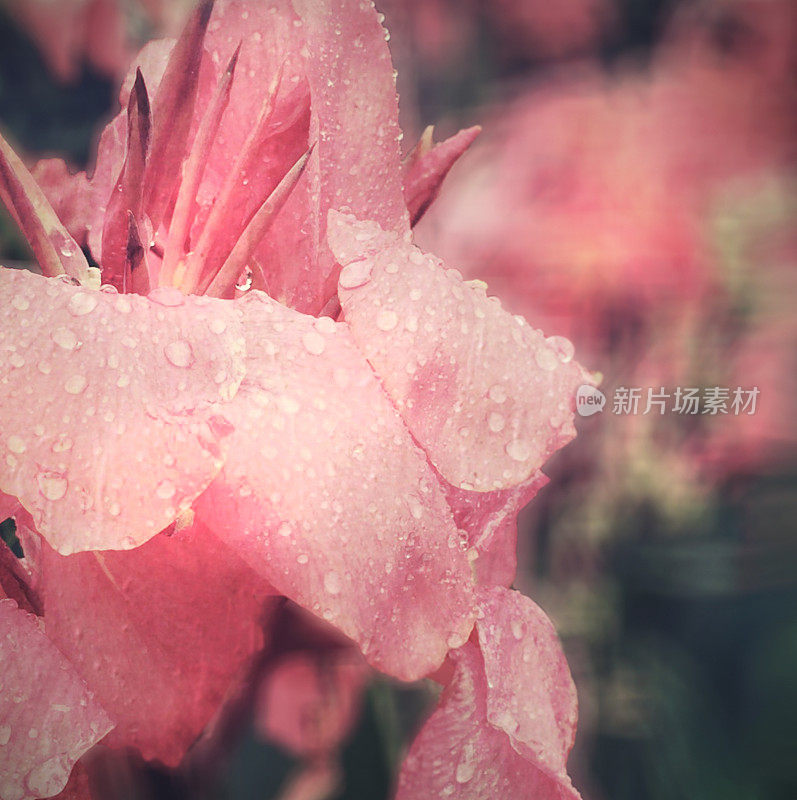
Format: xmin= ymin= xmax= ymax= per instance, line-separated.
xmin=1 ymin=0 xmax=795 ymax=799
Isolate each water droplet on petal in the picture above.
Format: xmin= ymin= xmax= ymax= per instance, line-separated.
xmin=12 ymin=295 xmax=30 ymax=311
xmin=511 ymin=619 xmax=524 ymax=640
xmin=302 ymin=330 xmax=326 ymax=356
xmin=67 ymin=292 xmax=98 ymax=316
xmin=488 ymin=384 xmax=507 ymax=403
xmin=209 ymin=318 xmax=227 ymax=334
xmin=164 ymin=340 xmax=194 ymax=368
xmin=37 ymin=471 xmax=68 ymax=501
xmin=0 ymin=724 xmax=10 ymax=745
xmin=235 ymin=268 xmax=253 ymax=292
xmin=7 ymin=435 xmax=25 ymax=454
xmin=324 ymin=571 xmax=342 ymax=595
xmin=64 ymin=374 xmax=87 ymax=395
xmin=546 ymin=335 xmax=575 ymax=363
xmin=297 ymin=553 xmax=309 ymax=565
xmin=51 ymin=326 xmax=79 ymax=350
xmin=277 ymin=522 xmax=292 ymax=537
xmin=339 ymin=258 xmax=373 ymax=289
xmin=505 ymin=439 xmax=532 ymax=462
xmin=376 ymin=309 xmax=398 ymax=331
xmin=488 ymin=412 xmax=505 ymax=433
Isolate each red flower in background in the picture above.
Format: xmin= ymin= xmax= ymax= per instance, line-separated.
xmin=0 ymin=1 xmax=593 ymax=797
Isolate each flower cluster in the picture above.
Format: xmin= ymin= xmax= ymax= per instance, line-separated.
xmin=0 ymin=2 xmax=591 ymax=798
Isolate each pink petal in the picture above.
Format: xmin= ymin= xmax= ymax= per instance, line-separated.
xmin=194 ymin=292 xmax=476 ymax=681
xmin=38 ymin=519 xmax=276 ymax=766
xmin=403 ymin=125 xmax=481 ymax=226
xmin=254 ymin=0 xmax=410 ymax=312
xmin=0 ymin=269 xmax=245 ymax=554
xmin=255 ymin=649 xmax=368 ymax=756
xmin=445 ymin=472 xmax=549 ymax=587
xmin=476 ymin=587 xmax=578 ymax=778
xmin=395 ymin=642 xmax=579 ymax=800
xmin=0 ymin=597 xmax=112 ymax=800
xmin=140 ymin=0 xmax=213 ymax=231
xmin=330 ymin=213 xmax=593 ymax=492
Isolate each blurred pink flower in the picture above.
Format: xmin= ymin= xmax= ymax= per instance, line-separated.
xmin=416 ymin=0 xmax=795 ymax=514
xmin=3 ymin=0 xmax=197 ymax=82
xmin=0 ymin=1 xmax=591 ymax=796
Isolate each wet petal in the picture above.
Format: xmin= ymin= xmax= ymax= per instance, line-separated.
xmin=444 ymin=473 xmax=549 ymax=587
xmin=403 ymin=125 xmax=481 ymax=226
xmin=395 ymin=642 xmax=579 ymax=800
xmin=330 ymin=213 xmax=592 ymax=492
xmin=38 ymin=520 xmax=275 ymax=766
xmin=0 ymin=268 xmax=245 ymax=554
xmin=194 ymin=292 xmax=476 ymax=681
xmin=0 ymin=597 xmax=112 ymax=800
xmin=256 ymin=0 xmax=409 ymax=312
xmin=476 ymin=587 xmax=578 ymax=777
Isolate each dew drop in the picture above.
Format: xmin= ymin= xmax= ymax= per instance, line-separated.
xmin=324 ymin=570 xmax=342 ymax=595
xmin=209 ymin=318 xmax=227 ymax=335
xmin=12 ymin=295 xmax=30 ymax=311
xmin=235 ymin=268 xmax=253 ymax=292
xmin=0 ymin=724 xmax=10 ymax=746
xmin=7 ymin=435 xmax=25 ymax=454
xmin=64 ymin=374 xmax=87 ymax=395
xmin=297 ymin=553 xmax=309 ymax=565
xmin=37 ymin=471 xmax=68 ymax=501
xmin=511 ymin=619 xmax=524 ymax=640
xmin=488 ymin=412 xmax=505 ymax=433
xmin=156 ymin=479 xmax=176 ymax=500
xmin=51 ymin=435 xmax=73 ymax=453
xmin=277 ymin=522 xmax=292 ymax=538
xmin=51 ymin=327 xmax=78 ymax=350
xmin=164 ymin=340 xmax=194 ymax=368
xmin=488 ymin=384 xmax=507 ymax=403
xmin=67 ymin=292 xmax=98 ymax=316
xmin=302 ymin=330 xmax=326 ymax=356
xmin=376 ymin=309 xmax=398 ymax=331
xmin=546 ymin=335 xmax=574 ymax=363
xmin=338 ymin=258 xmax=373 ymax=289
xmin=505 ymin=439 xmax=532 ymax=462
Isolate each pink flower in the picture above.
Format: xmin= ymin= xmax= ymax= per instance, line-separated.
xmin=1 ymin=1 xmax=591 ymax=796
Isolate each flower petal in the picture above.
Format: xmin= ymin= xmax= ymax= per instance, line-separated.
xmin=395 ymin=641 xmax=579 ymax=800
xmin=255 ymin=0 xmax=409 ymax=312
xmin=194 ymin=292 xmax=476 ymax=681
xmin=330 ymin=212 xmax=592 ymax=492
xmin=476 ymin=587 xmax=578 ymax=777
xmin=37 ymin=520 xmax=275 ymax=766
xmin=403 ymin=125 xmax=481 ymax=226
xmin=444 ymin=472 xmax=549 ymax=586
xmin=0 ymin=268 xmax=245 ymax=554
xmin=0 ymin=596 xmax=112 ymax=800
